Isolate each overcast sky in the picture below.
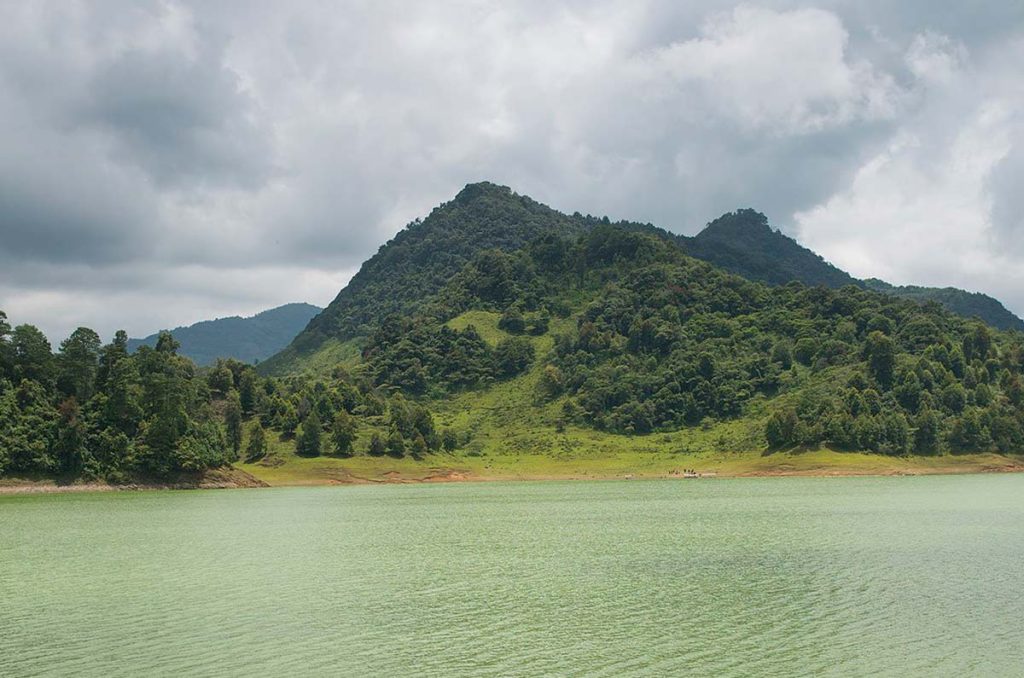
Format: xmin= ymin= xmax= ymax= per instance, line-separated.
xmin=1 ymin=1 xmax=1022 ymax=341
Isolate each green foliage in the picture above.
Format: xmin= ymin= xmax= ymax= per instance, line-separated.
xmin=246 ymin=421 xmax=267 ymax=462
xmin=296 ymin=410 xmax=323 ymax=457
xmin=386 ymin=430 xmax=406 ymax=458
xmin=0 ymin=316 xmax=230 ymax=480
xmin=368 ymin=432 xmax=386 ymax=457
xmin=57 ymin=328 xmax=101 ymax=402
xmin=225 ymin=393 xmax=243 ymax=459
xmin=766 ymin=409 xmax=798 ymax=448
xmin=864 ymin=331 xmax=896 ymax=387
xmin=494 ymin=337 xmax=535 ymax=377
xmin=330 ymin=409 xmax=357 ymax=457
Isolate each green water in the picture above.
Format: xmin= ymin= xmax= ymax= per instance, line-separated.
xmin=2 ymin=476 xmax=1023 ymax=676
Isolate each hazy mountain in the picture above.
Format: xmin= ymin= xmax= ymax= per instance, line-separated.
xmin=129 ymin=303 xmax=321 ymax=366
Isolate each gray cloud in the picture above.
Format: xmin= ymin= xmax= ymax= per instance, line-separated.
xmin=0 ymin=0 xmax=1022 ymax=341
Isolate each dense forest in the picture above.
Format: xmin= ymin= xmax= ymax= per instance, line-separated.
xmin=0 ymin=310 xmax=450 ymax=481
xmin=355 ymin=224 xmax=1024 ymax=455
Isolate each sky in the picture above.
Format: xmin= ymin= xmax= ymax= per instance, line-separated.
xmin=1 ymin=1 xmax=1022 ymax=342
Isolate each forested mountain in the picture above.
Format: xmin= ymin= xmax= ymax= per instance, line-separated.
xmin=676 ymin=210 xmax=1024 ymax=330
xmin=6 ymin=182 xmax=1024 ymax=485
xmin=864 ymin=280 xmax=1024 ymax=332
xmin=678 ymin=209 xmax=859 ymax=288
xmin=129 ymin=303 xmax=321 ymax=366
xmin=260 ymin=183 xmax=591 ymax=374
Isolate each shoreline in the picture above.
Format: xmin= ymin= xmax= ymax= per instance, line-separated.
xmin=0 ymin=467 xmax=268 ymax=495
xmin=3 ymin=453 xmax=1022 ymax=494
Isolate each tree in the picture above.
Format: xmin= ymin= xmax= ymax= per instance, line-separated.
xmin=442 ymin=428 xmax=459 ymax=451
xmin=57 ymin=327 xmax=101 ymax=402
xmin=386 ymin=430 xmax=405 ymax=457
xmin=765 ymin=409 xmax=798 ymax=448
xmin=771 ymin=341 xmax=793 ymax=369
xmin=494 ymin=337 xmax=535 ymax=377
xmin=330 ymin=409 xmax=357 ymax=456
xmin=208 ymin=362 xmax=234 ymax=394
xmin=411 ymin=432 xmax=428 ymax=458
xmin=368 ymin=432 xmax=386 ymax=457
xmin=864 ymin=331 xmax=895 ymax=387
xmin=12 ymin=324 xmax=55 ymax=386
xmin=245 ymin=421 xmax=267 ymax=462
xmin=97 ymin=330 xmax=129 ymax=389
xmin=913 ymin=408 xmax=941 ymax=455
xmin=793 ymin=338 xmax=818 ymax=366
xmin=54 ymin=398 xmax=88 ymax=476
xmin=238 ymin=369 xmax=258 ymax=413
xmin=99 ymin=353 xmax=142 ymax=437
xmin=155 ymin=331 xmax=180 ymax=354
xmin=498 ymin=306 xmax=526 ymax=334
xmin=296 ymin=410 xmax=322 ymax=457
xmin=225 ymin=393 xmax=243 ymax=459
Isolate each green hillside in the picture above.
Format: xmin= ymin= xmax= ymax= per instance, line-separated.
xmin=259 ymin=183 xmax=590 ymax=375
xmin=128 ymin=303 xmax=321 ymax=366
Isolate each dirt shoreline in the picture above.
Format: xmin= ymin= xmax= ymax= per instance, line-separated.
xmin=3 ymin=459 xmax=1023 ymax=494
xmin=0 ymin=467 xmax=268 ymax=495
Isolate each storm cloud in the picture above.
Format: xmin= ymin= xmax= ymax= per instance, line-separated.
xmin=1 ymin=0 xmax=1022 ymax=340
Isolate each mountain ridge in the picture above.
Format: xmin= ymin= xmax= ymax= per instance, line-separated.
xmin=672 ymin=209 xmax=1023 ymax=331
xmin=264 ymin=182 xmax=1021 ymax=376
xmin=129 ymin=302 xmax=321 ymax=366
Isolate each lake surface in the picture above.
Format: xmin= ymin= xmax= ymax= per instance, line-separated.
xmin=2 ymin=475 xmax=1023 ymax=677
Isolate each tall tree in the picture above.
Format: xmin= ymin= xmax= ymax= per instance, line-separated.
xmin=12 ymin=324 xmax=55 ymax=386
xmin=225 ymin=393 xmax=243 ymax=459
xmin=864 ymin=331 xmax=896 ymax=387
xmin=296 ymin=410 xmax=322 ymax=457
xmin=58 ymin=327 xmax=101 ymax=402
xmin=54 ymin=398 xmax=88 ymax=476
xmin=238 ymin=369 xmax=258 ymax=413
xmin=245 ymin=421 xmax=267 ymax=461
xmin=330 ymin=409 xmax=356 ymax=457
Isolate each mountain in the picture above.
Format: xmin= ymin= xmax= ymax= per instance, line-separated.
xmin=679 ymin=209 xmax=859 ymax=288
xmin=260 ymin=182 xmax=591 ymax=374
xmin=676 ymin=209 xmax=1024 ymax=331
xmin=248 ymin=183 xmax=1024 ymax=468
xmin=864 ymin=279 xmax=1024 ymax=332
xmin=264 ymin=184 xmax=1022 ymax=377
xmin=129 ymin=303 xmax=321 ymax=366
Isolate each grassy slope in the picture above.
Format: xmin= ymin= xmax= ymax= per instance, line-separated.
xmin=237 ymin=311 xmax=1024 ymax=485
xmin=271 ymin=337 xmax=364 ymax=376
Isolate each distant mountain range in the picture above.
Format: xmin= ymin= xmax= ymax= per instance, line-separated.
xmin=129 ymin=303 xmax=321 ymax=366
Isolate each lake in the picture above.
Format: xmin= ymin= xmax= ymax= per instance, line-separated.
xmin=2 ymin=475 xmax=1023 ymax=676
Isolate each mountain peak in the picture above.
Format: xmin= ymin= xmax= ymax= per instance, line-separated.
xmin=684 ymin=209 xmax=858 ymax=289
xmin=698 ymin=209 xmax=774 ymax=240
xmin=452 ymin=181 xmax=514 ymax=205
